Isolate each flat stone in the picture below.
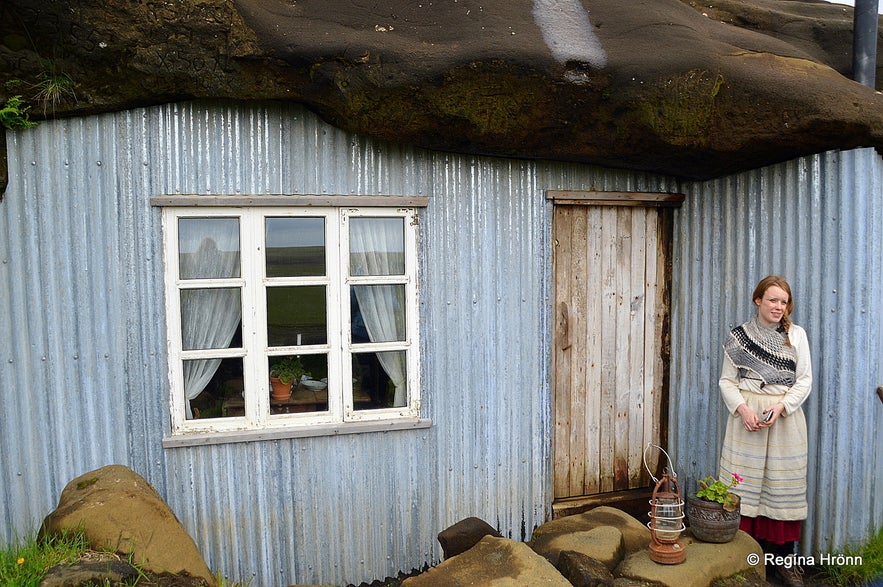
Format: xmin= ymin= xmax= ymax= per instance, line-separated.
xmin=532 ymin=526 xmax=624 ymax=570
xmin=615 ymin=530 xmax=764 ymax=587
xmin=532 ymin=506 xmax=651 ymax=554
xmin=402 ymin=535 xmax=572 ymax=587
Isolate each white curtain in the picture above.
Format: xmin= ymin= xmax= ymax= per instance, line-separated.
xmin=350 ymin=219 xmax=407 ymax=407
xmin=180 ymin=233 xmax=242 ymax=418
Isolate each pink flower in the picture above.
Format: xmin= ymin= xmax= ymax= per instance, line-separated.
xmin=732 ymin=473 xmax=744 ymax=484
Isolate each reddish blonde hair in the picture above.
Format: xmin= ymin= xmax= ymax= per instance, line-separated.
xmin=752 ymin=275 xmax=794 ymax=345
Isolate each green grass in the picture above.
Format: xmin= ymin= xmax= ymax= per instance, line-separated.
xmin=0 ymin=529 xmax=89 ymax=587
xmin=822 ymin=527 xmax=883 ymax=586
xmin=0 ymin=529 xmax=251 ymax=586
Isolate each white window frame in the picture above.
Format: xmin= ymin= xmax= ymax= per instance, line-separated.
xmin=154 ymin=195 xmax=430 ymax=447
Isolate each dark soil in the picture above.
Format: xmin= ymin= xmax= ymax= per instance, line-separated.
xmin=357 ymin=565 xmax=843 ymax=587
xmin=712 ymin=565 xmax=842 ymax=587
xmin=51 ymin=553 xmax=846 ymax=587
xmin=348 ymin=569 xmax=424 ymax=587
xmin=108 ymin=573 xmax=212 ymax=587
xmin=41 ymin=551 xmax=214 ymax=587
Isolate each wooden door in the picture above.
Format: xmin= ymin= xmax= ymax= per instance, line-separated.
xmin=549 ymin=191 xmax=681 ymax=503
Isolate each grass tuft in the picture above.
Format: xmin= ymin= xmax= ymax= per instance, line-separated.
xmin=0 ymin=529 xmax=89 ymax=586
xmin=0 ymin=529 xmax=251 ymax=586
xmin=821 ymin=526 xmax=883 ymax=586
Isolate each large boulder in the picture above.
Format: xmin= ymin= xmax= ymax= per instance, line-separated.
xmin=1 ymin=0 xmax=883 ymax=181
xmin=38 ymin=464 xmax=216 ymax=586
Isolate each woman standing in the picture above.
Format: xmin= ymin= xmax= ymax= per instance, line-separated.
xmin=718 ymin=275 xmax=812 ymax=587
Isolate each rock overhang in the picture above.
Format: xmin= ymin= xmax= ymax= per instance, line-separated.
xmin=1 ymin=0 xmax=882 ymax=181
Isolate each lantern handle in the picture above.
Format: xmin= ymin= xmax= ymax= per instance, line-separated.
xmin=643 ymin=443 xmax=677 ymax=484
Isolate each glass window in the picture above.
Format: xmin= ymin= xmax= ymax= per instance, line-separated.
xmin=266 ymin=285 xmax=327 ymax=346
xmin=350 ymin=285 xmax=405 ymax=342
xmin=178 ymin=217 xmax=240 ymax=279
xmin=181 ymin=288 xmax=242 ymax=350
xmin=161 ymin=206 xmax=421 ymax=438
xmin=266 ymin=217 xmax=325 ymax=277
xmin=352 ymin=351 xmax=407 ymax=410
xmin=349 ymin=217 xmax=405 ymax=276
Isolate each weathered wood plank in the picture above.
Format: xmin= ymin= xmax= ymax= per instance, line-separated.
xmin=568 ymin=207 xmax=589 ymax=497
xmin=584 ymin=207 xmax=603 ymax=495
xmin=612 ymin=207 xmax=632 ymax=492
xmin=599 ymin=205 xmax=618 ymax=494
xmin=552 ymin=206 xmax=571 ymax=498
xmin=150 ymin=194 xmax=431 ymax=207
xmin=648 ymin=212 xmax=667 ymax=478
xmin=638 ymin=214 xmax=665 ymax=484
xmin=627 ymin=209 xmax=648 ymax=486
xmin=545 ymin=191 xmax=685 ymax=207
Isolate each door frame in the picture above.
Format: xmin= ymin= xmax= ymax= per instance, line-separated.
xmin=546 ymin=190 xmax=684 ymax=518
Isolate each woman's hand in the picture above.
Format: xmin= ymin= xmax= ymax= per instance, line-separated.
xmin=737 ymin=402 xmax=785 ymax=431
xmin=736 ymin=404 xmax=761 ymax=431
xmin=759 ymin=403 xmax=785 ymax=428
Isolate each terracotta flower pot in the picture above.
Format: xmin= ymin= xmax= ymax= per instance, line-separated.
xmin=686 ymin=495 xmax=741 ymax=543
xmin=269 ymin=376 xmax=292 ymax=401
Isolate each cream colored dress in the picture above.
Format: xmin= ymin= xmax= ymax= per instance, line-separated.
xmin=718 ymin=323 xmax=812 ymax=520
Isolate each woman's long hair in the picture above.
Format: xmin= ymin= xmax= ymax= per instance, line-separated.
xmin=752 ymin=275 xmax=794 ymax=345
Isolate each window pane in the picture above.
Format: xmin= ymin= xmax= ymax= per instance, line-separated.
xmin=351 ymin=286 xmax=405 ymax=342
xmin=180 ymin=288 xmax=242 ymax=350
xmin=178 ymin=218 xmax=240 ymax=279
xmin=266 ymin=285 xmax=327 ymax=346
xmin=353 ymin=351 xmax=407 ymax=410
xmin=184 ymin=357 xmax=243 ymax=420
xmin=269 ymin=354 xmax=329 ymax=414
xmin=349 ymin=217 xmax=405 ymax=276
xmin=266 ymin=217 xmax=325 ymax=277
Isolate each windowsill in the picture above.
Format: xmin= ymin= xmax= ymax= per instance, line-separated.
xmin=161 ymin=418 xmax=433 ymax=448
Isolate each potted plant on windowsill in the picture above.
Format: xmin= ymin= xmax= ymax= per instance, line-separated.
xmin=686 ymin=473 xmax=743 ymax=543
xmin=269 ymin=356 xmax=306 ymax=401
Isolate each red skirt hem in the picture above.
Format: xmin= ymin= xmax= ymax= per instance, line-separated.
xmin=739 ymin=515 xmax=801 ymax=545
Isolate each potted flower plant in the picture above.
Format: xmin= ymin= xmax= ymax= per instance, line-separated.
xmin=686 ymin=472 xmax=743 ymax=543
xmin=269 ymin=356 xmax=306 ymax=400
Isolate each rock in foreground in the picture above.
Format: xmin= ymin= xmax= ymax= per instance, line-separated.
xmin=404 ymin=508 xmax=765 ymax=586
xmin=402 ymin=535 xmax=573 ymax=586
xmin=39 ymin=464 xmax=216 ymax=586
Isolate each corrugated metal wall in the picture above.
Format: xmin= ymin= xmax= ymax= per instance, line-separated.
xmin=0 ymin=111 xmax=169 ymax=537
xmin=2 ymin=101 xmax=881 ymax=585
xmin=670 ymin=149 xmax=883 ymax=554
xmin=0 ymin=101 xmax=561 ymax=586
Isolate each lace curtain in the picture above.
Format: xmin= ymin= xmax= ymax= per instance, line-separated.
xmin=349 ymin=218 xmax=407 ymax=407
xmin=179 ymin=226 xmax=242 ymax=418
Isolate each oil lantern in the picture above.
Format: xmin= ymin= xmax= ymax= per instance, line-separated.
xmin=643 ymin=444 xmax=686 ymax=564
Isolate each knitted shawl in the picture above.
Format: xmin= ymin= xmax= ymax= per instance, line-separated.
xmin=723 ymin=318 xmax=797 ymax=387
